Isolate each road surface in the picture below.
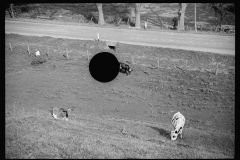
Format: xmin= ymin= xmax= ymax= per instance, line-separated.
xmin=5 ymin=20 xmax=235 ymax=55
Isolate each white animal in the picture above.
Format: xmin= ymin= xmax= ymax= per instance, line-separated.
xmin=35 ymin=51 xmax=40 ymax=56
xmin=171 ymin=111 xmax=185 ymax=141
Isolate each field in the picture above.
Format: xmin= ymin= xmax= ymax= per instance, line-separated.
xmin=5 ymin=33 xmax=235 ymax=158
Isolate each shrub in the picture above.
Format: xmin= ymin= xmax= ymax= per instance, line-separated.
xmin=20 ymin=6 xmax=30 ymax=13
xmin=172 ymin=17 xmax=178 ymax=29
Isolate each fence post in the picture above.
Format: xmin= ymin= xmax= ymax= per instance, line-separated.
xmin=9 ymin=42 xmax=12 ymax=51
xmin=215 ymin=63 xmax=219 ymax=76
xmin=157 ymin=58 xmax=159 ymax=69
xmin=87 ymin=50 xmax=89 ymax=61
xmin=185 ymin=59 xmax=188 ymax=70
xmin=27 ymin=46 xmax=30 ymax=54
xmin=66 ymin=49 xmax=69 ymax=59
xmin=13 ymin=103 xmax=15 ymax=113
xmin=132 ymin=55 xmax=134 ymax=65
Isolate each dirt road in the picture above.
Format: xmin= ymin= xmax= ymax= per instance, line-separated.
xmin=5 ymin=19 xmax=235 ymax=55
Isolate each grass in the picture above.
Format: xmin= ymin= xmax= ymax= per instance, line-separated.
xmin=6 ymin=106 xmax=233 ymax=159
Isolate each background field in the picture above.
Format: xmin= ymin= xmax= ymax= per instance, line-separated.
xmin=5 ymin=3 xmax=235 ymax=34
xmin=5 ymin=33 xmax=235 ymax=158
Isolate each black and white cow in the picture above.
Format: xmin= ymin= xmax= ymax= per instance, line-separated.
xmin=119 ymin=62 xmax=132 ymax=76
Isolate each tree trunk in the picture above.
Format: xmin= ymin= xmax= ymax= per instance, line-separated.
xmin=96 ymin=3 xmax=105 ymax=25
xmin=10 ymin=4 xmax=14 ymax=18
xmin=195 ymin=3 xmax=197 ymax=32
xmin=128 ymin=7 xmax=135 ymax=25
xmin=135 ymin=3 xmax=141 ymax=28
xmin=178 ymin=3 xmax=187 ymax=31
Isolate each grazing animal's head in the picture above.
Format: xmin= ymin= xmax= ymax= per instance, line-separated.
xmin=171 ymin=130 xmax=178 ymax=140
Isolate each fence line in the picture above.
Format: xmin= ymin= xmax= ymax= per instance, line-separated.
xmin=6 ymin=40 xmax=157 ymax=66
xmin=6 ymin=40 xmax=232 ymax=75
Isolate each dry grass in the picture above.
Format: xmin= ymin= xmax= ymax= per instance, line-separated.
xmin=6 ymin=106 xmax=233 ymax=159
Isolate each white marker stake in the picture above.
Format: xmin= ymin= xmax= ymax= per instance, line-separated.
xmin=97 ymin=33 xmax=99 ymax=41
xmin=9 ymin=42 xmax=12 ymax=51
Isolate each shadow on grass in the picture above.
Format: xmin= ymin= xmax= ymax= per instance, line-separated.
xmin=148 ymin=126 xmax=171 ymax=139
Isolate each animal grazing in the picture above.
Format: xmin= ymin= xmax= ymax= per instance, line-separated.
xmin=108 ymin=45 xmax=116 ymax=51
xmin=171 ymin=111 xmax=185 ymax=141
xmin=50 ymin=107 xmax=74 ymax=121
xmin=106 ymin=41 xmax=119 ymax=52
xmin=119 ymin=62 xmax=132 ymax=76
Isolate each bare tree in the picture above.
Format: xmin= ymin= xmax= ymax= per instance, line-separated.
xmin=10 ymin=4 xmax=15 ymax=18
xmin=204 ymin=3 xmax=235 ymax=26
xmin=135 ymin=3 xmax=141 ymax=28
xmin=96 ymin=3 xmax=105 ymax=25
xmin=178 ymin=3 xmax=187 ymax=31
xmin=6 ymin=3 xmax=15 ymax=18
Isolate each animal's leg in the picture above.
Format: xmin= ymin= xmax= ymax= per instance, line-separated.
xmin=179 ymin=128 xmax=183 ymax=138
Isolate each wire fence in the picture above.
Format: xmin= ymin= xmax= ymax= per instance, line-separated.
xmin=5 ymin=40 xmax=234 ymax=75
xmin=6 ymin=40 xmax=161 ymax=68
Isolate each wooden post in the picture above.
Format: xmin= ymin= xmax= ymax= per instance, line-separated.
xmin=13 ymin=103 xmax=15 ymax=113
xmin=48 ymin=47 xmax=49 ymax=54
xmin=9 ymin=42 xmax=12 ymax=51
xmin=144 ymin=21 xmax=147 ymax=29
xmin=215 ymin=63 xmax=219 ymax=76
xmin=66 ymin=49 xmax=69 ymax=59
xmin=87 ymin=50 xmax=89 ymax=61
xmin=157 ymin=58 xmax=159 ymax=69
xmin=185 ymin=59 xmax=187 ymax=70
xmin=27 ymin=46 xmax=30 ymax=54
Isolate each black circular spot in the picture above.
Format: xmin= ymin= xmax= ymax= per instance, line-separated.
xmin=89 ymin=52 xmax=119 ymax=83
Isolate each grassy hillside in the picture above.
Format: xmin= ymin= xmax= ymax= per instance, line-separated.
xmin=5 ymin=34 xmax=235 ymax=158
xmin=6 ymin=106 xmax=233 ymax=159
